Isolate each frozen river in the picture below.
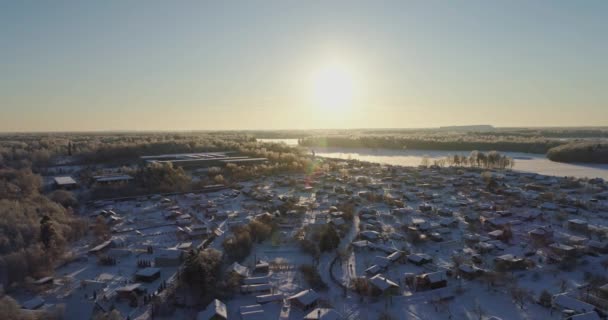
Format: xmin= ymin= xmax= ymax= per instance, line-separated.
xmin=313 ymin=147 xmax=608 ymax=180
xmin=257 ymin=139 xmax=608 ymax=179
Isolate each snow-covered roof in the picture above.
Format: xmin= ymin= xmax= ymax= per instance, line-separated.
xmin=304 ymin=308 xmax=342 ymax=320
xmin=408 ymin=253 xmax=432 ymax=263
xmin=135 ymin=267 xmax=160 ymax=278
xmin=552 ymin=294 xmax=595 ymax=313
xmin=54 ymin=176 xmax=77 ymax=185
xmin=370 ymin=274 xmax=399 ymax=291
xmin=288 ymin=289 xmax=319 ymax=306
xmin=423 ymin=271 xmax=447 ymax=283
xmin=197 ymin=299 xmax=227 ymax=320
xmin=229 ymin=262 xmax=250 ymax=277
xmin=360 ymin=230 xmax=379 ymax=240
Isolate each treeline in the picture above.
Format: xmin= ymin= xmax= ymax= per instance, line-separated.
xmin=422 ymin=151 xmax=514 ymax=170
xmin=299 ymin=135 xmax=562 ymax=154
xmin=547 ymin=142 xmax=608 ymax=164
xmin=0 ymin=132 xmax=256 ymax=168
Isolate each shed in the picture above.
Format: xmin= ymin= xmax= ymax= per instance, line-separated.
xmin=135 ymin=267 xmax=161 ymax=282
xmin=288 ymin=289 xmax=319 ymax=310
xmin=53 ymin=176 xmax=77 ymax=189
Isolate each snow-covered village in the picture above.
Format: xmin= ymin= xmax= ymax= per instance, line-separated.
xmin=6 ymin=145 xmax=608 ymax=320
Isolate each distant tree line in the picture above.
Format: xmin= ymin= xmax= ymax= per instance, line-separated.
xmin=421 ymin=151 xmax=514 ymax=170
xmin=547 ymin=142 xmax=608 ymax=164
xmin=299 ymin=135 xmax=562 ymax=154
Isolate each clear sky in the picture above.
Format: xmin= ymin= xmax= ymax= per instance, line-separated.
xmin=1 ymin=1 xmax=607 ymax=132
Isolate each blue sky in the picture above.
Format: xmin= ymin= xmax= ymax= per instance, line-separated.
xmin=1 ymin=1 xmax=607 ymax=131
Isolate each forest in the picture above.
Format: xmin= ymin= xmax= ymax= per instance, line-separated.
xmin=547 ymin=142 xmax=608 ymax=164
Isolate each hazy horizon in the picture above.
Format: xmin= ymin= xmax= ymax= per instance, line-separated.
xmin=2 ymin=1 xmax=607 ymax=131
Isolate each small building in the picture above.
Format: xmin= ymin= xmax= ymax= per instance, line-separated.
xmin=549 ymin=243 xmax=577 ymax=258
xmin=568 ymin=219 xmax=589 ymax=233
xmin=197 ymin=299 xmax=227 ymax=320
xmin=116 ymin=283 xmax=145 ymax=300
xmin=494 ymin=254 xmax=526 ymax=270
xmin=53 ymin=176 xmax=77 ymax=189
xmin=408 ymin=253 xmax=433 ymax=266
xmin=93 ymin=174 xmax=134 ymax=186
xmin=528 ymin=227 xmax=553 ymax=245
xmin=254 ymin=260 xmax=269 ymax=274
xmin=155 ymin=249 xmax=183 ymax=267
xmin=365 ymin=265 xmax=381 ymax=276
xmin=135 ymin=267 xmax=161 ymax=282
xmin=415 ymin=271 xmax=448 ymax=291
xmin=458 ymin=264 xmax=485 ymax=280
xmin=369 ymin=274 xmax=400 ymax=295
xmin=552 ymin=293 xmax=595 ymax=314
xmin=228 ymin=262 xmax=250 ymax=278
xmin=288 ymin=289 xmax=319 ymax=310
xmin=21 ymin=296 xmax=45 ymax=310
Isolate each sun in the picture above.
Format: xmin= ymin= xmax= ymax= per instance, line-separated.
xmin=311 ymin=64 xmax=355 ymax=110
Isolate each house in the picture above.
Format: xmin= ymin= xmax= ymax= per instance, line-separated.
xmin=288 ymin=289 xmax=319 ymax=310
xmin=116 ymin=283 xmax=145 ymax=300
xmin=458 ymin=264 xmax=485 ymax=280
xmin=387 ymin=251 xmax=404 ymax=264
xmin=369 ymin=274 xmax=400 ymax=295
xmin=552 ymin=293 xmax=595 ymax=314
xmin=373 ymin=256 xmax=391 ymax=269
xmin=488 ymin=229 xmax=504 ymax=240
xmin=360 ymin=230 xmax=380 ymax=241
xmin=494 ymin=254 xmax=526 ymax=270
xmin=304 ymin=308 xmax=342 ymax=320
xmin=197 ymin=299 xmax=227 ymax=320
xmin=53 ymin=176 xmax=77 ymax=189
xmin=135 ymin=267 xmax=161 ymax=282
xmin=254 ymin=260 xmax=270 ymax=274
xmin=80 ymin=280 xmax=106 ymax=297
xmin=93 ymin=174 xmax=134 ymax=186
xmin=549 ymin=243 xmax=577 ymax=258
xmin=408 ymin=253 xmax=432 ymax=266
xmin=528 ymin=227 xmax=553 ymax=245
xmin=155 ymin=249 xmax=183 ymax=267
xmin=568 ymin=219 xmax=589 ymax=233
xmin=365 ymin=265 xmax=381 ymax=276
xmin=415 ymin=271 xmax=448 ymax=291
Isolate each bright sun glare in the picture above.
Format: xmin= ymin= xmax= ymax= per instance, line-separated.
xmin=311 ymin=64 xmax=355 ymax=110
